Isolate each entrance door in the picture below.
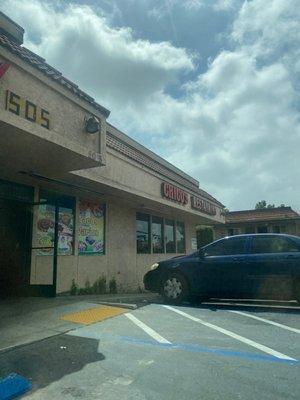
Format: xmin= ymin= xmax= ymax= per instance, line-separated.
xmin=0 ymin=199 xmax=32 ymax=297
xmin=30 ymin=202 xmax=58 ymax=297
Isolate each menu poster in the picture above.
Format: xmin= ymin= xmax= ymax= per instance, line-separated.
xmin=78 ymin=201 xmax=105 ymax=255
xmin=58 ymin=207 xmax=74 ymax=255
xmin=36 ymin=205 xmax=74 ymax=256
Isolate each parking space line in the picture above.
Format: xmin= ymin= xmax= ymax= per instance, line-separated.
xmin=125 ymin=313 xmax=171 ymax=344
xmin=228 ymin=310 xmax=300 ymax=334
xmin=163 ymin=305 xmax=296 ymax=361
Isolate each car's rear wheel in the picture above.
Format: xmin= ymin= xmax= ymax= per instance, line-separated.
xmin=161 ymin=272 xmax=188 ymax=305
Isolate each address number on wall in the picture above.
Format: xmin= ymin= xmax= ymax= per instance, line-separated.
xmin=5 ymin=90 xmax=50 ymax=129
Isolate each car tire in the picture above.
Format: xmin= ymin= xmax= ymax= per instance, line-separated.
xmin=161 ymin=272 xmax=189 ymax=305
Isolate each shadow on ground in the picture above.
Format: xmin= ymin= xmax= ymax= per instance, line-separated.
xmin=0 ymin=334 xmax=104 ymax=393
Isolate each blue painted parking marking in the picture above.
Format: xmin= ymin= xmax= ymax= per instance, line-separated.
xmin=118 ymin=335 xmax=299 ymax=365
xmin=0 ymin=373 xmax=32 ymax=400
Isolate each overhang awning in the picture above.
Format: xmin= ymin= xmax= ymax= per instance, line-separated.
xmin=0 ymin=109 xmax=103 ymax=177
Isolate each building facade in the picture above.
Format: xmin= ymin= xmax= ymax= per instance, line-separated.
xmin=214 ymin=207 xmax=300 ymax=240
xmin=0 ymin=12 xmax=224 ymax=296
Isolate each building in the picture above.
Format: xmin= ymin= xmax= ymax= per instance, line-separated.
xmin=0 ymin=12 xmax=224 ymax=297
xmin=214 ymin=207 xmax=300 ymax=240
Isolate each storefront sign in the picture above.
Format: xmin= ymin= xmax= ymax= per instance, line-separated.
xmin=5 ymin=90 xmax=50 ymax=129
xmin=191 ymin=196 xmax=216 ymax=215
xmin=162 ymin=182 xmax=188 ymax=205
xmin=78 ymin=201 xmax=105 ymax=255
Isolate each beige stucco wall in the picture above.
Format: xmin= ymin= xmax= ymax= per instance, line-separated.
xmin=0 ymin=50 xmax=106 ymax=161
xmin=74 ymin=150 xmax=224 ymax=224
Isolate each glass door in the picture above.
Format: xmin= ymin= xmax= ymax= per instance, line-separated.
xmin=30 ymin=201 xmax=59 ymax=297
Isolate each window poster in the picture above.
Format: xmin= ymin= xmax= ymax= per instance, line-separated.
xmin=78 ymin=201 xmax=105 ymax=255
xmin=36 ymin=204 xmax=74 ymax=255
xmin=58 ymin=207 xmax=74 ymax=255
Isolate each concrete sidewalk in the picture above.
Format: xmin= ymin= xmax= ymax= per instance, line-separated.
xmin=0 ymin=293 xmax=160 ymax=352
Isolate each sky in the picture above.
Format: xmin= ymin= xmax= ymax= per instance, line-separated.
xmin=2 ymin=0 xmax=300 ymax=211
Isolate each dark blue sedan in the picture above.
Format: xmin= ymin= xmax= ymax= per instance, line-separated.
xmin=143 ymin=234 xmax=300 ymax=305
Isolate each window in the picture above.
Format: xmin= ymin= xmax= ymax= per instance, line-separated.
xmin=78 ymin=201 xmax=105 ymax=255
xmin=228 ymin=228 xmax=239 ymax=236
xmin=204 ymin=237 xmax=247 ymax=256
xmin=38 ymin=190 xmax=75 ymax=255
xmin=204 ymin=240 xmax=225 ymax=256
xmin=136 ymin=213 xmax=150 ymax=253
xmin=273 ymin=226 xmax=280 ymax=233
xmin=152 ymin=216 xmax=164 ymax=253
xmin=251 ymin=236 xmax=299 ymax=254
xmin=176 ymin=221 xmax=186 ymax=253
xmin=257 ymin=226 xmax=268 ymax=233
xmin=165 ymin=219 xmax=175 ymax=253
xmin=245 ymin=226 xmax=255 ymax=234
xmin=136 ymin=214 xmax=186 ymax=254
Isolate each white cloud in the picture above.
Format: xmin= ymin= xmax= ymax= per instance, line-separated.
xmin=2 ymin=0 xmax=300 ymax=211
xmin=2 ymin=0 xmax=195 ymax=108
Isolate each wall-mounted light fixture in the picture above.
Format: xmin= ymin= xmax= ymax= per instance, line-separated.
xmin=84 ymin=115 xmax=100 ymax=134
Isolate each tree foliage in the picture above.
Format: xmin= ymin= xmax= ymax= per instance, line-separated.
xmin=255 ymin=200 xmax=286 ymax=209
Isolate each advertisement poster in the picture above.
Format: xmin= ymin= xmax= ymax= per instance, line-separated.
xmin=36 ymin=205 xmax=74 ymax=255
xmin=78 ymin=201 xmax=105 ymax=255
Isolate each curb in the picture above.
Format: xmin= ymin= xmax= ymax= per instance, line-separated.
xmin=95 ymin=302 xmax=138 ymax=310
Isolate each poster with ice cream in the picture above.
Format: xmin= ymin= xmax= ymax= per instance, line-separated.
xmin=78 ymin=201 xmax=105 ymax=255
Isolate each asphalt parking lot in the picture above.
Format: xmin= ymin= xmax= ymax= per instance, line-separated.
xmin=1 ymin=301 xmax=299 ymax=400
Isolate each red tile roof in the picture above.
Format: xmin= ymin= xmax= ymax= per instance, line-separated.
xmin=225 ymin=207 xmax=300 ymax=223
xmin=0 ymin=34 xmax=110 ymax=117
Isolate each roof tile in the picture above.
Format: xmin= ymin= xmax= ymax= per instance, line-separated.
xmin=225 ymin=207 xmax=300 ymax=223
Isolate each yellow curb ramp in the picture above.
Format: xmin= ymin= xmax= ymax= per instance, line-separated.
xmin=60 ymin=305 xmax=128 ymax=325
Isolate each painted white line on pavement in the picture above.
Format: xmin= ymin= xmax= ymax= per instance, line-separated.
xmin=125 ymin=313 xmax=171 ymax=344
xmin=163 ymin=305 xmax=296 ymax=361
xmin=228 ymin=310 xmax=300 ymax=334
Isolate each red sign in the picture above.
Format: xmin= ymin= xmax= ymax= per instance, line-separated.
xmin=0 ymin=62 xmax=10 ymax=79
xmin=191 ymin=196 xmax=216 ymax=215
xmin=162 ymin=182 xmax=188 ymax=205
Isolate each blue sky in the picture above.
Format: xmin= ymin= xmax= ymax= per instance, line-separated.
xmin=2 ymin=0 xmax=300 ymax=211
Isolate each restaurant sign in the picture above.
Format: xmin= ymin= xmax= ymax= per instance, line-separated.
xmin=162 ymin=182 xmax=188 ymax=205
xmin=191 ymin=195 xmax=216 ymax=215
xmin=161 ymin=181 xmax=217 ymax=215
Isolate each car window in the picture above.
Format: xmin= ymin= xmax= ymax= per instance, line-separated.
xmin=204 ymin=237 xmax=247 ymax=256
xmin=251 ymin=236 xmax=299 ymax=253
